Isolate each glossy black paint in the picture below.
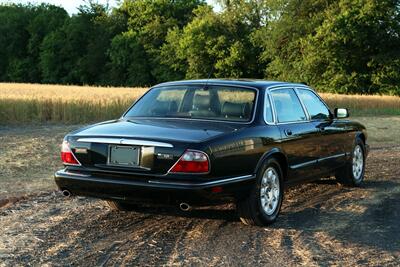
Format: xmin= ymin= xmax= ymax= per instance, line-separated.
xmin=55 ymin=79 xmax=369 ymax=206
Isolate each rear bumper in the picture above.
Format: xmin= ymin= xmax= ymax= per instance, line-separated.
xmin=54 ymin=170 xmax=255 ymax=206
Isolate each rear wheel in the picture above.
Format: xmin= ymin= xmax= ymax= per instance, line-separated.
xmin=236 ymin=158 xmax=284 ymax=226
xmin=106 ymin=200 xmax=138 ymax=211
xmin=335 ymin=138 xmax=365 ymax=186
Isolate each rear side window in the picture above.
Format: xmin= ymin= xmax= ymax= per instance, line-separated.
xmin=271 ymin=88 xmax=307 ymax=123
xmin=296 ymin=89 xmax=330 ymax=120
xmin=264 ymin=94 xmax=274 ymax=123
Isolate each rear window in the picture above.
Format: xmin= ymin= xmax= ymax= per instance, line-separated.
xmin=124 ymin=85 xmax=257 ymax=122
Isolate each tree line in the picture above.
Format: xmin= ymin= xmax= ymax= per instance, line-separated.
xmin=0 ymin=0 xmax=399 ymax=95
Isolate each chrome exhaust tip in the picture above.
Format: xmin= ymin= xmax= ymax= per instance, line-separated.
xmin=179 ymin=203 xmax=191 ymax=211
xmin=62 ymin=190 xmax=71 ymax=197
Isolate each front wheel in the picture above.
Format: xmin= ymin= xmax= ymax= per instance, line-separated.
xmin=335 ymin=138 xmax=366 ymax=186
xmin=236 ymin=158 xmax=284 ymax=226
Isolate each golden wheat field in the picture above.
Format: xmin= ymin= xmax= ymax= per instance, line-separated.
xmin=0 ymin=83 xmax=399 ymax=124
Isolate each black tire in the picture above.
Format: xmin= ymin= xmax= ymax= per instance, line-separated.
xmin=106 ymin=200 xmax=139 ymax=211
xmin=335 ymin=137 xmax=366 ymax=186
xmin=236 ymin=158 xmax=284 ymax=226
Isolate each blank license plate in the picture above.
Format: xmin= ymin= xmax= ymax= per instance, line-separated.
xmin=108 ymin=145 xmax=140 ymax=167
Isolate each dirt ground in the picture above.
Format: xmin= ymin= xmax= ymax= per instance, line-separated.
xmin=0 ymin=120 xmax=399 ymax=266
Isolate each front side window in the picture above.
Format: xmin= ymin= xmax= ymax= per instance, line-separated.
xmin=271 ymin=88 xmax=307 ymax=123
xmin=124 ymin=85 xmax=257 ymax=122
xmin=296 ymin=89 xmax=330 ymax=120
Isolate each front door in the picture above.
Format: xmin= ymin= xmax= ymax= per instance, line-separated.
xmin=295 ymin=88 xmax=346 ymax=174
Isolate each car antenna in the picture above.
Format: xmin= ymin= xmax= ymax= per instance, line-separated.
xmin=203 ymin=58 xmax=216 ymax=90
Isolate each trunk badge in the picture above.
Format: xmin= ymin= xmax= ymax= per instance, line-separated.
xmin=74 ymin=148 xmax=88 ymax=154
xmin=156 ymin=153 xmax=174 ymax=160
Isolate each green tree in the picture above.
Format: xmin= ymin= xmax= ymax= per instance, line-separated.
xmin=26 ymin=4 xmax=68 ymax=82
xmin=258 ymin=0 xmax=400 ymax=95
xmin=160 ymin=4 xmax=265 ymax=79
xmin=40 ymin=2 xmax=125 ymax=85
xmin=0 ymin=4 xmax=67 ymax=82
xmin=301 ymin=0 xmax=400 ymax=94
xmin=116 ymin=0 xmax=205 ymax=83
xmin=0 ymin=5 xmax=32 ymax=81
xmin=108 ymin=31 xmax=152 ymax=86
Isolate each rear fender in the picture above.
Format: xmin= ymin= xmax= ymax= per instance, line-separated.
xmin=254 ymin=148 xmax=288 ymax=181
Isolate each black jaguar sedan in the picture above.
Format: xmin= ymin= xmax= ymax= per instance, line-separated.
xmin=55 ymin=79 xmax=369 ymax=226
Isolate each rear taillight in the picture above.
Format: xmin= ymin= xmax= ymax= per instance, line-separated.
xmin=61 ymin=141 xmax=81 ymax=166
xmin=169 ymin=150 xmax=209 ymax=173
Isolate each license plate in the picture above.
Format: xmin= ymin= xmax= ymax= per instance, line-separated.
xmin=108 ymin=145 xmax=140 ymax=167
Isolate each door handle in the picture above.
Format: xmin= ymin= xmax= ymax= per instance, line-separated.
xmin=284 ymin=129 xmax=293 ymax=136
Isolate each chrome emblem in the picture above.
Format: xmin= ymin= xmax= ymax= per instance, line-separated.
xmin=156 ymin=153 xmax=173 ymax=160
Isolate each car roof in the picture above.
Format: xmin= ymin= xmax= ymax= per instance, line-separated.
xmin=154 ymin=79 xmax=309 ymax=90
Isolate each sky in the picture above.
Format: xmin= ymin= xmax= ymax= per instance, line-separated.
xmin=0 ymin=0 xmax=219 ymax=14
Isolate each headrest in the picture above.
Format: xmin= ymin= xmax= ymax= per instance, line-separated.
xmin=152 ymin=100 xmax=177 ymax=114
xmin=221 ymin=102 xmax=250 ymax=118
xmin=193 ymin=94 xmax=211 ymax=110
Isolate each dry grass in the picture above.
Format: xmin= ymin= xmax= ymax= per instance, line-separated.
xmin=0 ymin=83 xmax=147 ymax=100
xmin=1 ymin=83 xmax=399 ymax=124
xmin=320 ymin=93 xmax=400 ymax=116
xmin=0 ymin=83 xmax=147 ymax=124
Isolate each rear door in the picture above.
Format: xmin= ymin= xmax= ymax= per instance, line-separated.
xmin=270 ymin=88 xmax=322 ymax=183
xmin=295 ymin=88 xmax=347 ymax=173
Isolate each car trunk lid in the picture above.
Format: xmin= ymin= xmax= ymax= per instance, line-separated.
xmin=67 ymin=119 xmax=242 ymax=174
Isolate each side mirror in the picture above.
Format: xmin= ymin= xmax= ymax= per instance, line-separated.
xmin=334 ymin=108 xmax=349 ymax=118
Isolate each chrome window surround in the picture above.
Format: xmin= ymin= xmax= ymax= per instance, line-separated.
xmin=268 ymin=86 xmax=309 ymax=124
xmin=264 ymin=84 xmax=332 ymax=125
xmin=122 ymin=83 xmax=260 ymax=125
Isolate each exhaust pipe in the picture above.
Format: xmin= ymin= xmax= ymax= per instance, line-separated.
xmin=179 ymin=203 xmax=191 ymax=211
xmin=62 ymin=190 xmax=71 ymax=197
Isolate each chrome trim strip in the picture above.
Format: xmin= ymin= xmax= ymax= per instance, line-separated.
xmin=290 ymin=153 xmax=347 ymax=169
xmin=267 ymin=84 xmax=310 ymax=91
xmin=76 ymin=138 xmax=174 ymax=148
xmin=318 ymin=153 xmax=346 ymax=162
xmin=290 ymin=160 xmax=318 ymax=169
xmin=148 ymin=174 xmax=255 ymax=187
xmin=56 ymin=170 xmax=255 ymax=188
xmin=60 ymin=170 xmax=90 ymax=177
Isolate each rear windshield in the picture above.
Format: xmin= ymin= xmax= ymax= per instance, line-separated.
xmin=124 ymin=85 xmax=257 ymax=122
